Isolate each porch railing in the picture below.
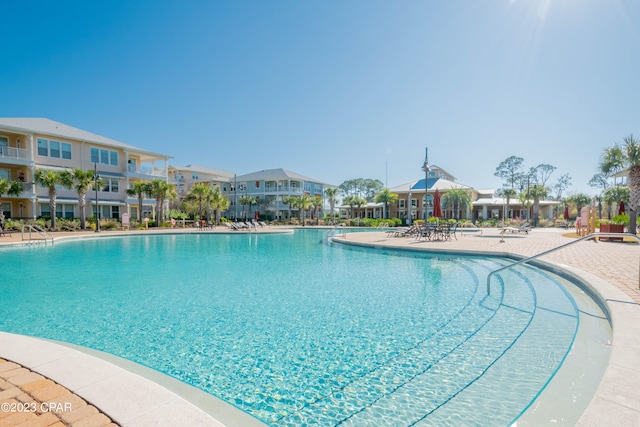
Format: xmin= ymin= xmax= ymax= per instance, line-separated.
xmin=0 ymin=146 xmax=30 ymax=160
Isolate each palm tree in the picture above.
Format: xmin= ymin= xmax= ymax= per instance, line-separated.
xmin=34 ymin=169 xmax=73 ymax=229
xmin=126 ymin=181 xmax=150 ymax=221
xmin=0 ymin=178 xmax=23 ymax=220
xmin=282 ymin=195 xmax=296 ymax=222
xmin=147 ymin=179 xmax=176 ymax=226
xmin=529 ymin=185 xmax=548 ymax=226
xmin=375 ymin=188 xmax=398 ymax=219
xmin=239 ymin=195 xmax=256 ymax=220
xmin=295 ymin=194 xmax=314 ymax=226
xmin=442 ymin=187 xmax=471 ymax=220
xmin=352 ymin=196 xmax=367 ymax=219
xmin=313 ymin=195 xmax=323 ymax=225
xmin=210 ymin=187 xmax=229 ymax=224
xmin=187 ymin=183 xmax=213 ymax=220
xmin=324 ymin=187 xmax=339 ymax=223
xmin=502 ymin=188 xmax=517 ymax=221
xmin=601 ymin=135 xmax=640 ymax=234
xmin=70 ymin=168 xmax=96 ymax=229
xmin=567 ymin=193 xmax=592 ymax=213
xmin=247 ymin=197 xmax=258 ymax=220
xmin=343 ymin=195 xmax=357 ymax=220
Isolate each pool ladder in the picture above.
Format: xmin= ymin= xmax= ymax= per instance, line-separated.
xmin=487 ymin=232 xmax=640 ymax=295
xmin=21 ymin=224 xmax=54 ymax=245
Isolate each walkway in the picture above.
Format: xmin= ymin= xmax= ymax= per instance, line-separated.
xmin=0 ymin=358 xmax=117 ymax=427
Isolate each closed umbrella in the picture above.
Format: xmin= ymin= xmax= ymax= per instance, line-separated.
xmin=564 ymin=205 xmax=569 ymax=220
xmin=433 ymin=189 xmax=443 ymax=218
xmin=619 ymin=200 xmax=625 ymax=214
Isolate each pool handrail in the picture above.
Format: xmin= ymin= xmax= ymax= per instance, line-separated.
xmin=487 ymin=232 xmax=640 ymax=295
xmin=21 ymin=224 xmax=54 ymax=245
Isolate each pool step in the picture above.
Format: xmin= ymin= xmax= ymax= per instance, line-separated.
xmin=277 ymin=270 xmax=532 ymax=426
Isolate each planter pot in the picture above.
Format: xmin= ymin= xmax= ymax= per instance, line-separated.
xmin=599 ymin=223 xmax=624 ymax=241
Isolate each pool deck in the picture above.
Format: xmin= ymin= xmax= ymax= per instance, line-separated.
xmin=1 ymin=226 xmax=639 ymax=426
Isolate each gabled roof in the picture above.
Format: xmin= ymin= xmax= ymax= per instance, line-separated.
xmin=389 ymin=177 xmax=471 ymax=193
xmin=426 ymin=165 xmax=457 ymax=181
xmin=235 ymin=168 xmax=329 ymax=185
xmin=0 ymin=118 xmax=170 ymax=159
xmin=170 ymin=164 xmax=235 ymax=178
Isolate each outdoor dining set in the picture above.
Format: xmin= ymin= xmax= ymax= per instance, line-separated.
xmin=388 ymin=222 xmax=458 ymax=242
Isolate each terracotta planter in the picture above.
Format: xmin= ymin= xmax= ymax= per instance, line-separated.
xmin=599 ymin=223 xmax=624 ymax=241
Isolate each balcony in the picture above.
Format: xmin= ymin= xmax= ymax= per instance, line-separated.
xmin=0 ymin=146 xmax=31 ymax=164
xmin=4 ymin=182 xmax=35 ymax=197
xmin=127 ymin=164 xmax=167 ymax=179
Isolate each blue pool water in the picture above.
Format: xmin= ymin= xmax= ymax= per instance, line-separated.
xmin=0 ymin=230 xmax=609 ymax=425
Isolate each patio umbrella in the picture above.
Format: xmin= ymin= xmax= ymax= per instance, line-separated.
xmin=433 ymin=189 xmax=443 ymax=218
xmin=619 ymin=200 xmax=625 ymax=215
xmin=564 ymin=205 xmax=569 ymax=220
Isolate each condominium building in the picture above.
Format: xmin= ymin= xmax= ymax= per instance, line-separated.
xmin=225 ymin=168 xmax=330 ymax=220
xmin=0 ymin=118 xmax=170 ymax=221
xmin=168 ymin=164 xmax=234 ymax=198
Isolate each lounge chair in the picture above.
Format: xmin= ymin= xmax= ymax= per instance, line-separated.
xmin=500 ymin=223 xmax=531 ymax=234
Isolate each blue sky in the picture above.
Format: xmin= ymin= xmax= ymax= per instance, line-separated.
xmin=1 ymin=0 xmax=639 ymax=196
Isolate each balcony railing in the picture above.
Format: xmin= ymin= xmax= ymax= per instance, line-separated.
xmin=0 ymin=146 xmax=30 ymax=160
xmin=127 ymin=165 xmax=167 ymax=177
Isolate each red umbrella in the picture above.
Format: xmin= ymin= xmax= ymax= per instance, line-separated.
xmin=433 ymin=189 xmax=443 ymax=218
xmin=254 ymin=210 xmax=259 ymax=220
xmin=564 ymin=205 xmax=569 ymax=220
xmin=619 ymin=200 xmax=625 ymax=214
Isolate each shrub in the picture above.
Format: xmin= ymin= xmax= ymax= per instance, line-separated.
xmin=537 ymin=219 xmax=550 ymax=228
xmin=101 ymin=219 xmax=120 ymax=230
xmin=612 ymin=214 xmax=629 ymax=225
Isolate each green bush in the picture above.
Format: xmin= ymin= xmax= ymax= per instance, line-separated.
xmin=101 ymin=219 xmax=120 ymax=230
xmin=612 ymin=213 xmax=629 ymax=225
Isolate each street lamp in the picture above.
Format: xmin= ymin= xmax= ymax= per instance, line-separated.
xmin=94 ymin=163 xmax=100 ymax=233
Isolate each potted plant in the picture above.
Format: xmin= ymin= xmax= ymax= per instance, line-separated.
xmin=599 ymin=216 xmax=625 ymax=241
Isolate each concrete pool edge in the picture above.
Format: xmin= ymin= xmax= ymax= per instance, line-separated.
xmin=0 ymin=331 xmax=267 ymax=426
xmin=331 ymin=234 xmax=640 ymax=426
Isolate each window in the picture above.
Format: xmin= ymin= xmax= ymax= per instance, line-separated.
xmin=1 ymin=203 xmax=10 ymax=218
xmin=61 ymin=143 xmax=71 ymax=159
xmin=37 ymin=139 xmax=48 ymax=156
xmin=399 ymin=199 xmax=406 ymax=209
xmin=238 ymin=183 xmax=246 ymax=191
xmin=37 ymin=139 xmax=71 ymax=160
xmin=41 ymin=203 xmax=74 ymax=218
xmin=192 ymin=173 xmax=199 ymax=180
xmin=49 ymin=141 xmax=60 ymax=158
xmin=92 ymin=147 xmax=118 ymax=166
xmin=56 ymin=204 xmax=75 ymax=219
xmin=0 ymin=169 xmax=9 ymax=180
xmin=100 ymin=178 xmax=120 ymax=192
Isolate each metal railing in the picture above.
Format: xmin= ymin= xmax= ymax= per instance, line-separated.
xmin=21 ymin=224 xmax=54 ymax=245
xmin=487 ymin=232 xmax=640 ymax=295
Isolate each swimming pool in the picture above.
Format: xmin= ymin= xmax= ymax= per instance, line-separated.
xmin=0 ymin=230 xmax=610 ymax=425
